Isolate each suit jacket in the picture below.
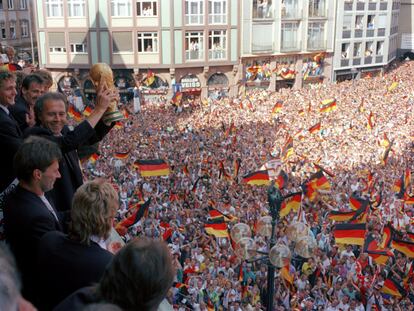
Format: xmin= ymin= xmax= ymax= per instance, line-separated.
xmin=9 ymin=96 xmax=29 ymax=132
xmin=36 ymin=231 xmax=113 ymax=311
xmin=3 ymin=185 xmax=63 ymax=301
xmin=0 ymin=107 xmax=22 ymax=193
xmin=24 ymin=120 xmax=113 ymax=212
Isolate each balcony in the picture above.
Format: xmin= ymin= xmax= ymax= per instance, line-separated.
xmin=342 ymin=30 xmax=351 ymax=39
xmin=366 ymin=29 xmax=375 ymax=37
xmin=377 ymin=28 xmax=385 ymax=36
xmin=185 ymin=50 xmax=204 ymax=61
xmin=341 ymin=59 xmax=350 ymax=67
xmin=354 ymin=29 xmax=363 ymax=38
xmin=252 ymin=44 xmax=273 ymax=53
xmin=364 ymin=56 xmax=373 ymax=64
xmin=281 ymin=40 xmax=301 ymax=52
xmin=356 ymin=1 xmax=365 ymax=10
xmin=307 ymin=39 xmax=326 ymax=50
xmin=376 ymin=55 xmax=383 ymax=63
xmin=309 ymin=5 xmax=327 ymax=18
xmin=353 ymin=58 xmax=361 ymax=65
xmin=208 ymin=49 xmax=226 ymax=61
xmin=368 ymin=2 xmax=377 ymax=10
xmin=281 ymin=9 xmax=302 ymax=19
xmin=344 ymin=2 xmax=353 ymax=11
xmin=380 ymin=2 xmax=387 ymax=10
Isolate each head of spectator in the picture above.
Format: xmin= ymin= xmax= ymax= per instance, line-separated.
xmin=5 ymin=46 xmax=15 ymax=63
xmin=21 ymin=74 xmax=44 ymax=107
xmin=14 ymin=71 xmax=27 ymax=97
xmin=97 ymin=238 xmax=175 ymax=311
xmin=34 ymin=92 xmax=68 ymax=135
xmin=14 ymin=136 xmax=62 ymax=195
xmin=34 ymin=69 xmax=53 ymax=92
xmin=0 ymin=244 xmax=36 ymax=311
xmin=0 ymin=71 xmax=16 ymax=108
xmin=69 ymin=179 xmax=119 ymax=244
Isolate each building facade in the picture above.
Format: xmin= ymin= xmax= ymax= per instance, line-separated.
xmin=34 ymin=0 xmax=240 ymax=101
xmin=333 ymin=0 xmax=400 ymax=81
xmin=0 ymin=0 xmax=36 ymax=61
xmin=398 ymin=0 xmax=414 ymax=56
xmin=240 ymin=0 xmax=336 ymax=91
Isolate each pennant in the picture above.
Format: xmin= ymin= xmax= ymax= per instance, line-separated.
xmin=134 ymin=159 xmax=170 ymax=177
xmin=392 ymin=238 xmax=414 ymax=258
xmin=308 ymin=122 xmax=321 ymax=134
xmin=319 ymin=99 xmax=337 ymax=113
xmin=271 ymin=101 xmax=283 ymax=116
xmin=333 ymin=223 xmax=366 ymax=246
xmin=114 ymin=151 xmax=130 ymax=160
xmin=83 ymin=106 xmax=92 ymax=117
xmin=242 ymin=170 xmax=270 ymax=186
xmin=204 ymin=217 xmax=229 ymax=238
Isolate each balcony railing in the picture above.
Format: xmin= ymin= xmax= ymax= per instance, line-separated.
xmin=376 ymin=55 xmax=383 ymax=63
xmin=356 ymin=1 xmax=365 ymax=10
xmin=281 ymin=9 xmax=302 ymax=19
xmin=309 ymin=5 xmax=327 ymax=18
xmin=364 ymin=56 xmax=373 ymax=64
xmin=185 ymin=15 xmax=204 ymax=25
xmin=208 ymin=14 xmax=226 ymax=24
xmin=344 ymin=2 xmax=353 ymax=11
xmin=341 ymin=59 xmax=350 ymax=67
xmin=185 ymin=50 xmax=204 ymax=61
xmin=377 ymin=28 xmax=386 ymax=36
xmin=380 ymin=2 xmax=387 ymax=10
xmin=252 ymin=44 xmax=273 ymax=53
xmin=281 ymin=40 xmax=301 ymax=52
xmin=342 ymin=30 xmax=351 ymax=39
xmin=307 ymin=39 xmax=326 ymax=50
xmin=354 ymin=29 xmax=363 ymax=38
xmin=366 ymin=29 xmax=375 ymax=37
xmin=208 ymin=49 xmax=226 ymax=60
xmin=368 ymin=2 xmax=377 ymax=10
xmin=353 ymin=58 xmax=361 ymax=65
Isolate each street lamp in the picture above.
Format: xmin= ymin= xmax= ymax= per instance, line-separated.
xmin=230 ymin=183 xmax=316 ymax=311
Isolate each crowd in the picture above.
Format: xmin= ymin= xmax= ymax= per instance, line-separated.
xmin=0 ymin=45 xmax=413 ymax=310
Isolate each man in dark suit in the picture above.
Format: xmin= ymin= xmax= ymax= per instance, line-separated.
xmin=26 ymin=89 xmax=117 ymax=212
xmin=9 ymin=74 xmax=44 ymax=132
xmin=36 ymin=179 xmax=118 ymax=310
xmin=0 ymin=71 xmax=20 ymax=196
xmin=3 ymin=136 xmax=63 ymax=302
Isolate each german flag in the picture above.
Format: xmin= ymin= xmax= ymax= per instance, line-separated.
xmin=144 ymin=70 xmax=155 ymax=86
xmin=328 ymin=210 xmax=357 ymax=222
xmin=208 ymin=206 xmax=235 ymax=222
xmin=280 ymin=192 xmax=302 ymax=218
xmin=271 ymin=101 xmax=283 ymax=116
xmin=393 ymin=174 xmax=405 ymax=199
xmin=381 ymin=277 xmax=406 ymax=297
xmin=275 ymin=170 xmax=288 ymax=189
xmin=83 ymin=106 xmax=92 ymax=117
xmin=301 ymin=182 xmax=317 ymax=201
xmin=204 ymin=217 xmax=229 ymax=238
xmin=309 ymin=170 xmax=330 ymax=190
xmin=379 ymin=133 xmax=390 ymax=148
xmin=114 ymin=151 xmax=129 ymax=160
xmin=173 ymin=282 xmax=188 ymax=289
xmin=404 ymin=169 xmax=411 ymax=192
xmin=319 ymin=99 xmax=337 ymax=113
xmin=313 ymin=163 xmax=335 ymax=178
xmin=404 ymin=195 xmax=414 ymax=205
xmin=367 ymin=111 xmax=374 ymax=130
xmin=382 ymin=139 xmax=394 ymax=166
xmin=116 ymin=198 xmax=151 ymax=229
xmin=191 ymin=177 xmax=201 ymax=193
xmin=171 ymin=91 xmax=183 ymax=105
xmin=333 ymin=223 xmax=366 ymax=246
xmin=242 ymin=170 xmax=270 ymax=186
xmin=68 ymin=105 xmax=82 ymax=122
xmin=114 ymin=121 xmax=123 ymax=130
xmin=349 ymin=195 xmax=369 ymax=211
xmin=134 ymin=159 xmax=170 ymax=177
xmin=281 ymin=136 xmax=294 ymax=161
xmin=280 ymin=265 xmax=294 ymax=285
xmin=364 ymin=233 xmax=394 ymax=265
xmin=387 ymin=81 xmax=398 ymax=92
xmin=349 ymin=203 xmax=369 ymax=223
xmin=308 ymin=122 xmax=321 ymax=134
xmin=380 ymin=223 xmax=394 ymax=248
xmin=233 ymin=158 xmax=241 ymax=180
xmin=392 ymin=239 xmax=414 ymax=258
xmin=122 ymin=109 xmax=130 ymax=119
xmin=182 ymin=164 xmax=190 ymax=178
xmin=89 ymin=153 xmax=99 ymax=163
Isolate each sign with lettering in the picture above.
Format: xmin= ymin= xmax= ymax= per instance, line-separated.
xmin=181 ymin=75 xmax=201 ymax=89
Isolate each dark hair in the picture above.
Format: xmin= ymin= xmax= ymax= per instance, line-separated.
xmin=33 ymin=69 xmax=53 ymax=87
xmin=0 ymin=71 xmax=15 ymax=88
xmin=83 ymin=303 xmax=123 ymax=311
xmin=13 ymin=136 xmax=62 ymax=183
xmin=21 ymin=74 xmax=43 ymax=90
xmin=34 ymin=92 xmax=68 ymax=122
xmin=98 ymin=238 xmax=175 ymax=311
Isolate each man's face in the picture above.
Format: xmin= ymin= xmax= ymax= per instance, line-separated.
xmin=0 ymin=78 xmax=17 ymax=107
xmin=38 ymin=99 xmax=67 ymax=135
xmin=22 ymin=82 xmax=43 ymax=106
xmin=39 ymin=160 xmax=61 ymax=192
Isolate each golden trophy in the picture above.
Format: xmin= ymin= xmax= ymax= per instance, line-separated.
xmin=89 ymin=63 xmax=124 ymax=124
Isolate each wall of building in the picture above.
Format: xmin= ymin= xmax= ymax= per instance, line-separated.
xmin=398 ymin=0 xmax=414 ymax=55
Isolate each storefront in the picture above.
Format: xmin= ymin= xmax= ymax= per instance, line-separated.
xmin=207 ymin=73 xmax=229 ymax=99
xmin=179 ymin=74 xmax=202 ymax=102
xmin=244 ymin=59 xmax=272 ymax=90
xmin=274 ymin=60 xmax=296 ymax=91
xmin=140 ymin=73 xmax=169 ymax=104
xmin=302 ymin=53 xmax=325 ymax=87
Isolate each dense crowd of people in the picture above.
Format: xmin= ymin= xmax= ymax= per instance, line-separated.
xmin=0 ymin=45 xmax=413 ymax=310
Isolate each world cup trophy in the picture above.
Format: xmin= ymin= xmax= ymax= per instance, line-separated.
xmin=89 ymin=63 xmax=124 ymax=124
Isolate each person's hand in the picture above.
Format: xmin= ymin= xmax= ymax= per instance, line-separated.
xmin=95 ymin=81 xmax=119 ymax=113
xmin=25 ymin=106 xmax=36 ymax=128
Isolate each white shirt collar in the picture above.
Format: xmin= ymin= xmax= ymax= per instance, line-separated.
xmin=90 ymin=235 xmax=107 ymax=250
xmin=0 ymin=104 xmax=9 ymax=115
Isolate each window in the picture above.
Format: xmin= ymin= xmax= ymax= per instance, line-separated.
xmin=68 ymin=0 xmax=85 ymax=17
xmin=208 ymin=30 xmax=226 ymax=60
xmin=20 ymin=0 xmax=26 ymax=9
xmin=341 ymin=43 xmax=350 ymax=58
xmin=20 ymin=20 xmax=28 ymax=37
xmin=367 ymin=15 xmax=375 ymax=28
xmin=69 ymin=32 xmax=87 ymax=53
xmin=308 ymin=22 xmax=325 ymax=49
xmin=48 ymin=32 xmax=66 ymax=53
xmin=309 ymin=0 xmax=325 ymax=17
xmin=9 ymin=20 xmax=15 ymax=39
xmin=208 ymin=0 xmax=226 ymax=24
xmin=46 ymin=0 xmax=63 ymax=17
xmin=185 ymin=31 xmax=204 ymax=60
xmin=343 ymin=15 xmax=352 ymax=30
xmin=0 ymin=22 xmax=6 ymax=39
xmin=112 ymin=32 xmax=132 ymax=53
xmin=137 ymin=32 xmax=158 ymax=52
xmin=185 ymin=0 xmax=204 ymax=25
xmin=353 ymin=42 xmax=362 ymax=57
xmin=111 ymin=0 xmax=131 ymax=17
xmin=253 ymin=0 xmax=272 ymax=18
xmin=281 ymin=22 xmax=299 ymax=50
xmin=355 ymin=15 xmax=363 ymax=29
xmin=137 ymin=1 xmax=157 ymax=16
xmin=365 ymin=41 xmax=373 ymax=56
xmin=7 ymin=0 xmax=13 ymax=9
xmin=376 ymin=41 xmax=384 ymax=55
xmin=281 ymin=0 xmax=298 ymax=18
